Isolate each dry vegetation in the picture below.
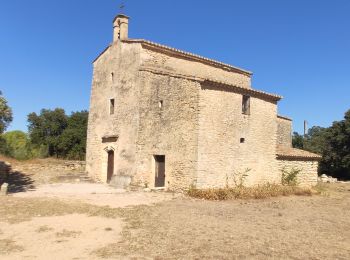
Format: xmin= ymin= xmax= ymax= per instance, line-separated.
xmin=92 ymin=183 xmax=350 ymax=259
xmin=187 ymin=183 xmax=314 ymax=200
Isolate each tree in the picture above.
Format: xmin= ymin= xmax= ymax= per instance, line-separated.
xmin=319 ymin=110 xmax=350 ymax=179
xmin=27 ymin=109 xmax=88 ymax=160
xmin=1 ymin=131 xmax=32 ymax=160
xmin=292 ymin=132 xmax=304 ymax=149
xmin=57 ymin=110 xmax=88 ymax=160
xmin=27 ymin=108 xmax=68 ymax=157
xmin=0 ymin=91 xmax=13 ymax=134
xmin=303 ymin=126 xmax=328 ymax=154
xmin=296 ymin=109 xmax=350 ymax=180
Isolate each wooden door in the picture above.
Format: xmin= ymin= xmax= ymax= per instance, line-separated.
xmin=107 ymin=151 xmax=114 ymax=183
xmin=154 ymin=155 xmax=165 ymax=187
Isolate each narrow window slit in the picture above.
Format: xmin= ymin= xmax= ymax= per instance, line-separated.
xmin=110 ymin=99 xmax=115 ymax=115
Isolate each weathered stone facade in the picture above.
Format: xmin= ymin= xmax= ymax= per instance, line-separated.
xmin=0 ymin=161 xmax=10 ymax=186
xmin=86 ymin=14 xmax=321 ymax=190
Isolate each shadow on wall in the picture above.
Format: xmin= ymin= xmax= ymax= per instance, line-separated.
xmin=0 ymin=162 xmax=35 ymax=193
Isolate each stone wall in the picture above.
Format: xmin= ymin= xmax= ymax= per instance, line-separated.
xmin=277 ymin=116 xmax=292 ymax=147
xmin=141 ymin=48 xmax=251 ymax=89
xmin=277 ymin=159 xmax=318 ymax=187
xmin=0 ymin=161 xmax=10 ymax=185
xmin=11 ymin=160 xmax=86 ymax=174
xmin=135 ymin=71 xmax=200 ymax=190
xmin=196 ymin=83 xmax=279 ymax=188
xmin=86 ymin=41 xmax=142 ymax=183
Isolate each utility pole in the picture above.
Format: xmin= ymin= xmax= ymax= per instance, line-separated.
xmin=304 ymin=120 xmax=308 ymax=137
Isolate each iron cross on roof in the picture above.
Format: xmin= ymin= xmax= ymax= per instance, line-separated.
xmin=119 ymin=2 xmax=125 ymax=13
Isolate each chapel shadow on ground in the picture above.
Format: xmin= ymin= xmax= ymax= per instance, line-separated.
xmin=7 ymin=170 xmax=36 ymax=193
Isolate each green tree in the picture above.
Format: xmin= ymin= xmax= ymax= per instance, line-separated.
xmin=1 ymin=131 xmax=32 ymax=160
xmin=303 ymin=126 xmax=328 ymax=154
xmin=298 ymin=109 xmax=350 ymax=180
xmin=27 ymin=108 xmax=68 ymax=157
xmin=0 ymin=91 xmax=13 ymax=134
xmin=319 ymin=110 xmax=350 ymax=179
xmin=292 ymin=132 xmax=304 ymax=149
xmin=57 ymin=110 xmax=88 ymax=160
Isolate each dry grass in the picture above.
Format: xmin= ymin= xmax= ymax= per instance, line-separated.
xmin=56 ymin=229 xmax=82 ymax=238
xmin=0 ymin=196 xmax=122 ymax=224
xmin=0 ymin=239 xmax=24 ymax=255
xmin=187 ymin=183 xmax=314 ymax=200
xmin=36 ymin=225 xmax=54 ymax=233
xmin=92 ymin=183 xmax=350 ymax=259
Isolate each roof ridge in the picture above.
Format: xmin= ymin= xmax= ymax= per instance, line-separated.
xmin=139 ymin=65 xmax=282 ymax=101
xmin=203 ymin=79 xmax=282 ymax=101
xmin=122 ymin=39 xmax=252 ymax=76
xmin=277 ymin=115 xmax=292 ymax=121
xmin=276 ymin=146 xmax=322 ymax=160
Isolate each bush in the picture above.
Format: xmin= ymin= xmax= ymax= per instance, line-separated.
xmin=281 ymin=167 xmax=301 ymax=186
xmin=187 ymin=184 xmax=313 ymax=201
xmin=0 ymin=131 xmax=33 ymax=160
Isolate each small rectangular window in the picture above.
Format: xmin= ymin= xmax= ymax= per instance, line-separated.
xmin=242 ymin=95 xmax=250 ymax=115
xmin=110 ymin=99 xmax=115 ymax=115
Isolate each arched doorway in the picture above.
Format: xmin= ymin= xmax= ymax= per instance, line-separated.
xmin=107 ymin=150 xmax=114 ymax=183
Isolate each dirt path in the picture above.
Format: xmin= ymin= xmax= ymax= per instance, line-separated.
xmin=0 ymin=183 xmax=178 ymax=260
xmin=0 ymin=214 xmax=122 ymax=260
xmin=13 ymin=182 xmax=178 ymax=208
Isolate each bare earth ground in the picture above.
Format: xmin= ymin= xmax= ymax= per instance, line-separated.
xmin=0 ymin=159 xmax=350 ymax=259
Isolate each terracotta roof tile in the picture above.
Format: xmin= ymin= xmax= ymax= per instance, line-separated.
xmin=276 ymin=146 xmax=322 ymax=160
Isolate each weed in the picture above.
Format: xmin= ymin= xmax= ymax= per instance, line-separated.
xmin=281 ymin=167 xmax=301 ymax=186
xmin=225 ymin=168 xmax=251 ymax=188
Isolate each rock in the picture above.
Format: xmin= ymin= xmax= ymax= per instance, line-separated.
xmin=0 ymin=183 xmax=9 ymax=196
xmin=319 ymin=174 xmax=338 ymax=183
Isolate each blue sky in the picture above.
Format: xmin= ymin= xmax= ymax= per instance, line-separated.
xmin=1 ymin=0 xmax=349 ymax=133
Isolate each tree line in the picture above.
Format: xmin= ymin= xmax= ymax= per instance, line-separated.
xmin=292 ymin=109 xmax=350 ymax=180
xmin=0 ymin=91 xmax=88 ymax=160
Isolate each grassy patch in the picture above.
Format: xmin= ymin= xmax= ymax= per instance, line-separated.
xmin=187 ymin=184 xmax=314 ymax=200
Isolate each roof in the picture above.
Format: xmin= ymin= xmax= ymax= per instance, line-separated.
xmin=122 ymin=39 xmax=252 ymax=76
xmin=94 ymin=39 xmax=253 ymax=76
xmin=276 ymin=146 xmax=322 ymax=161
xmin=113 ymin=14 xmax=129 ymax=23
xmin=139 ymin=66 xmax=282 ymax=102
xmin=202 ymin=79 xmax=282 ymax=102
xmin=277 ymin=115 xmax=292 ymax=121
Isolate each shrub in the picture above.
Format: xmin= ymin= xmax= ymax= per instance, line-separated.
xmin=187 ymin=184 xmax=313 ymax=201
xmin=225 ymin=168 xmax=251 ymax=188
xmin=281 ymin=167 xmax=301 ymax=186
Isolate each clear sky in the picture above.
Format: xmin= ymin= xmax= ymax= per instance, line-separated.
xmin=1 ymin=0 xmax=349 ymax=134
